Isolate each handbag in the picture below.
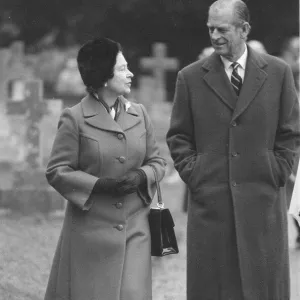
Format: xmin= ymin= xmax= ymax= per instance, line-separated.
xmin=148 ymin=167 xmax=179 ymax=257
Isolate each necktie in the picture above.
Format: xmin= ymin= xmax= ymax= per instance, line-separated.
xmin=231 ymin=62 xmax=242 ymax=96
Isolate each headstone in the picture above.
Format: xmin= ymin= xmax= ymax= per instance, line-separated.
xmin=0 ymin=41 xmax=33 ymax=101
xmin=0 ymin=41 xmax=34 ymax=165
xmin=55 ymin=57 xmax=85 ymax=96
xmin=0 ymin=42 xmax=66 ymax=215
xmin=4 ymin=79 xmax=46 ymax=168
xmin=140 ymin=43 xmax=179 ymax=103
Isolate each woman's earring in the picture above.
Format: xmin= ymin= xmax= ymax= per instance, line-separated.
xmin=104 ymin=83 xmax=107 ymax=87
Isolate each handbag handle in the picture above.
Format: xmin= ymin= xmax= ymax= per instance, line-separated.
xmin=151 ymin=166 xmax=164 ymax=209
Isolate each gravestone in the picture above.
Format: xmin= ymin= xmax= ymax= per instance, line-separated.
xmin=0 ymin=41 xmax=33 ymax=101
xmin=0 ymin=41 xmax=34 ymax=184
xmin=55 ymin=57 xmax=85 ymax=96
xmin=0 ymin=41 xmax=66 ymax=215
xmin=140 ymin=43 xmax=179 ymax=104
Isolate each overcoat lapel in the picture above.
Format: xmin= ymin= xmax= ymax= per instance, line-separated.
xmin=231 ymin=48 xmax=268 ymax=121
xmin=117 ymin=96 xmax=141 ymax=131
xmin=81 ymin=94 xmax=141 ymax=133
xmin=82 ymin=94 xmax=123 ymax=133
xmin=203 ymin=53 xmax=237 ymax=110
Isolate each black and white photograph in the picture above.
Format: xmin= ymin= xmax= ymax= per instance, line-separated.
xmin=0 ymin=0 xmax=299 ymax=299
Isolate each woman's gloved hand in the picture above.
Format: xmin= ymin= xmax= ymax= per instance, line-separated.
xmin=116 ymin=169 xmax=147 ymax=195
xmin=92 ymin=177 xmax=120 ymax=194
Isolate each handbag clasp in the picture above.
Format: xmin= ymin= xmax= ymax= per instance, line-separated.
xmin=156 ymin=202 xmax=165 ymax=209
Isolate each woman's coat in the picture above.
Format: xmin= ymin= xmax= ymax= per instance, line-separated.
xmin=44 ymin=95 xmax=166 ymax=300
xmin=167 ymin=48 xmax=300 ymax=300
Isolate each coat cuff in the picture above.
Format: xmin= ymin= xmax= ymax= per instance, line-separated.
xmin=137 ymin=165 xmax=156 ymax=206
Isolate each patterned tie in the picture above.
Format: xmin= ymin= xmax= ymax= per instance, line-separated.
xmin=231 ymin=62 xmax=242 ymax=96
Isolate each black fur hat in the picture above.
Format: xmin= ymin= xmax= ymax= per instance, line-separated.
xmin=77 ymin=37 xmax=122 ymax=90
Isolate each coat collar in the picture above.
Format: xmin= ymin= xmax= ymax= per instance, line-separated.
xmin=202 ymin=47 xmax=268 ymax=120
xmin=81 ymin=94 xmax=140 ymax=133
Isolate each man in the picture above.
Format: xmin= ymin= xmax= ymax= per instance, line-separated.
xmin=166 ymin=1 xmax=300 ymax=299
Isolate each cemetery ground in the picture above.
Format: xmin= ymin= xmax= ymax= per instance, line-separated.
xmin=0 ymin=102 xmax=300 ymax=300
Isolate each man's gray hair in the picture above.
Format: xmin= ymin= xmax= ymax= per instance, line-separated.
xmin=233 ymin=0 xmax=250 ymax=25
xmin=209 ymin=0 xmax=250 ymax=26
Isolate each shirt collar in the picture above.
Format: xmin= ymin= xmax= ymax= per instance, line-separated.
xmin=220 ymin=44 xmax=248 ymax=70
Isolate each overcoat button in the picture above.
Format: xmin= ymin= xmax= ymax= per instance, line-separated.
xmin=232 ymin=181 xmax=237 ymax=187
xmin=231 ymin=152 xmax=238 ymax=157
xmin=115 ymin=202 xmax=123 ymax=209
xmin=119 ymin=156 xmax=126 ymax=163
xmin=231 ymin=121 xmax=237 ymax=127
xmin=117 ymin=133 xmax=123 ymax=140
xmin=116 ymin=224 xmax=124 ymax=231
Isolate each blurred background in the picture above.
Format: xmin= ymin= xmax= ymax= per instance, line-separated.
xmin=0 ymin=0 xmax=298 ymax=101
xmin=0 ymin=0 xmax=299 ymax=299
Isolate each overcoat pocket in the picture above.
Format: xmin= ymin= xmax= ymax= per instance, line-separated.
xmin=267 ymin=150 xmax=281 ymax=188
xmin=79 ymin=134 xmax=100 ymax=174
xmin=188 ymin=153 xmax=206 ymax=192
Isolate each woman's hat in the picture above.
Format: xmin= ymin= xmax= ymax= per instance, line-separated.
xmin=77 ymin=37 xmax=121 ymax=89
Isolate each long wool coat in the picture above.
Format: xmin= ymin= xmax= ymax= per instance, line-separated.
xmin=44 ymin=95 xmax=166 ymax=300
xmin=167 ymin=47 xmax=300 ymax=300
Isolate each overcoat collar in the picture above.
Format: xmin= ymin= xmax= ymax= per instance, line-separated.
xmin=81 ymin=94 xmax=140 ymax=133
xmin=202 ymin=47 xmax=268 ymax=120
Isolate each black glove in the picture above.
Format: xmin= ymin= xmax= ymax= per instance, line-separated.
xmin=116 ymin=169 xmax=147 ymax=195
xmin=92 ymin=177 xmax=120 ymax=194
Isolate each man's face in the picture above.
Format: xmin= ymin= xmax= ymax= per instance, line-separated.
xmin=207 ymin=7 xmax=245 ymax=61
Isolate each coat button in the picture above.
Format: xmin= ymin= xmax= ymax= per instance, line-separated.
xmin=116 ymin=224 xmax=124 ymax=231
xmin=232 ymin=181 xmax=237 ymax=187
xmin=118 ymin=156 xmax=126 ymax=163
xmin=231 ymin=152 xmax=238 ymax=157
xmin=115 ymin=202 xmax=123 ymax=209
xmin=231 ymin=121 xmax=237 ymax=127
xmin=117 ymin=133 xmax=123 ymax=140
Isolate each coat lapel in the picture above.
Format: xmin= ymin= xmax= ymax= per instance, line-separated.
xmin=231 ymin=48 xmax=268 ymax=121
xmin=203 ymin=53 xmax=237 ymax=110
xmin=117 ymin=96 xmax=141 ymax=131
xmin=81 ymin=94 xmax=123 ymax=133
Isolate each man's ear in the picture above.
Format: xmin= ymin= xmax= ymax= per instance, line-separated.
xmin=241 ymin=22 xmax=251 ymax=40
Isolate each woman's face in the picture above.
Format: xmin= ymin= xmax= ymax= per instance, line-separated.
xmin=106 ymin=52 xmax=134 ymax=96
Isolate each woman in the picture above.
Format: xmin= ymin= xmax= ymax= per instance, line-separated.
xmin=44 ymin=37 xmax=166 ymax=300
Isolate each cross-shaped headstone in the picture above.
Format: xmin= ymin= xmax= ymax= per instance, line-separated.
xmin=140 ymin=43 xmax=179 ymax=102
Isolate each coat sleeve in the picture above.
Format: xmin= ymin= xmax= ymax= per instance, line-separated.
xmin=137 ymin=104 xmax=167 ymax=205
xmin=45 ymin=108 xmax=98 ymax=211
xmin=274 ymin=64 xmax=300 ymax=187
xmin=166 ymin=71 xmax=197 ymax=184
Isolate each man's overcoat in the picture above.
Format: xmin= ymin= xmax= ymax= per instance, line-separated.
xmin=167 ymin=47 xmax=300 ymax=300
xmin=44 ymin=95 xmax=166 ymax=300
